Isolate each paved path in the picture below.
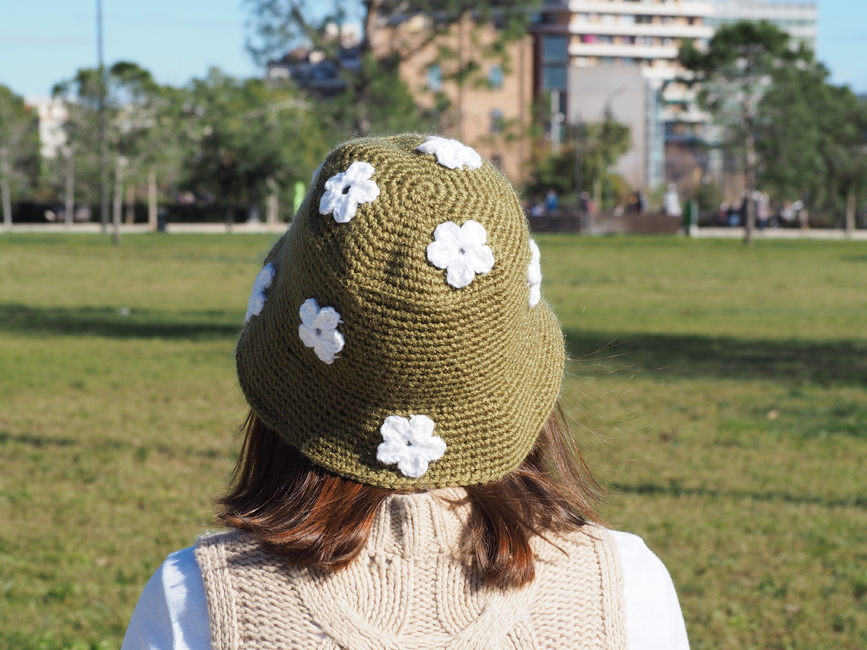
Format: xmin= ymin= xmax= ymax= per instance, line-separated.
xmin=3 ymin=223 xmax=289 ymax=234
xmin=694 ymin=227 xmax=867 ymax=241
xmin=4 ymin=223 xmax=866 ymax=240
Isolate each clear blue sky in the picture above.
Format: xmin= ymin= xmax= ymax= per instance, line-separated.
xmin=1 ymin=0 xmax=865 ymax=99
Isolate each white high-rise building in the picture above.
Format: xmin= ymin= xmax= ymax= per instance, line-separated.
xmin=534 ymin=0 xmax=715 ymax=190
xmin=710 ymin=0 xmax=818 ymax=51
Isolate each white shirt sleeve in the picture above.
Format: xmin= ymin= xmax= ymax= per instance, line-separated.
xmin=123 ymin=534 xmax=689 ymax=650
xmin=610 ymin=530 xmax=690 ymax=650
xmin=121 ymin=547 xmax=211 ymax=650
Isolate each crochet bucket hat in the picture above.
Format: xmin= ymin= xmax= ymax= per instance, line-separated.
xmin=236 ymin=134 xmax=564 ymax=489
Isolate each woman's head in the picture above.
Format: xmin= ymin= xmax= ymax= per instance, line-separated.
xmin=235 ymin=134 xmax=564 ymax=489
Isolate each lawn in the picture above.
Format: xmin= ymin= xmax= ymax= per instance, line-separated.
xmin=0 ymin=233 xmax=865 ymax=649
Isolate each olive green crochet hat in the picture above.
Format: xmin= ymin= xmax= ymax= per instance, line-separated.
xmin=236 ymin=134 xmax=564 ymax=489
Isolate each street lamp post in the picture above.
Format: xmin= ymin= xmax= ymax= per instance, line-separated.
xmin=97 ymin=0 xmax=110 ymax=238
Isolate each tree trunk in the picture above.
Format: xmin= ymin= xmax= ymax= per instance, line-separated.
xmin=457 ymin=14 xmax=466 ymax=142
xmin=148 ymin=169 xmax=157 ymax=232
xmin=125 ymin=183 xmax=135 ymax=225
xmin=267 ymin=189 xmax=278 ymax=225
xmin=594 ymin=177 xmax=602 ymax=215
xmin=744 ymin=132 xmax=757 ymax=245
xmin=226 ymin=203 xmax=234 ymax=234
xmin=355 ymin=0 xmax=382 ymax=136
xmin=112 ymin=157 xmax=123 ymax=245
xmin=845 ymin=189 xmax=856 ymax=236
xmin=65 ymin=153 xmax=75 ymax=230
xmin=1 ymin=147 xmax=12 ymax=230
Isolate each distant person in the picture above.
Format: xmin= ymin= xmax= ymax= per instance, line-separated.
xmin=122 ymin=135 xmax=689 ymax=650
xmin=544 ymin=188 xmax=559 ymax=212
xmin=530 ymin=197 xmax=545 ymax=216
xmin=637 ymin=190 xmax=648 ymax=215
xmin=663 ymin=183 xmax=682 ymax=218
xmin=717 ymin=202 xmax=729 ymax=226
xmin=756 ymin=192 xmax=770 ymax=229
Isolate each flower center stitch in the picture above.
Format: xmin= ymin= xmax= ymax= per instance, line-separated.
xmin=341 ymin=185 xmax=350 ymax=195
xmin=376 ymin=414 xmax=446 ymax=478
xmin=426 ymin=220 xmax=495 ymax=289
xmin=315 ymin=327 xmax=322 ymax=335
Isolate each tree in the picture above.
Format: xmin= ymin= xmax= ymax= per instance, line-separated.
xmin=0 ymin=85 xmax=40 ymax=228
xmin=527 ymin=111 xmax=630 ymax=210
xmin=180 ymin=68 xmax=329 ymax=227
xmin=243 ymin=0 xmax=539 ymax=135
xmin=679 ymin=20 xmax=802 ymax=243
xmin=756 ymin=60 xmax=867 ymax=232
xmin=53 ymin=62 xmax=181 ymax=235
xmin=753 ymin=59 xmax=827 ymax=207
xmin=816 ymin=87 xmax=867 ymax=234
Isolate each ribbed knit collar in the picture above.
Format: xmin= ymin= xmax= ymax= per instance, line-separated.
xmin=364 ymin=488 xmax=471 ymax=558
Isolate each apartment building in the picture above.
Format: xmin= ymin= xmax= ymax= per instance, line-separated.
xmin=533 ymin=0 xmax=714 ymax=191
xmin=373 ymin=15 xmax=535 ymax=183
xmin=710 ymin=0 xmax=818 ymax=51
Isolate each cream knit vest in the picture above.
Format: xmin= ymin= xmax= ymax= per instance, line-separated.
xmin=195 ymin=491 xmax=627 ymax=650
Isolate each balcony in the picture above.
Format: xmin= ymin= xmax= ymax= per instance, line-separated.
xmin=569 ymin=21 xmax=714 ymax=39
xmin=567 ymin=0 xmax=714 ymax=18
xmin=569 ymin=41 xmax=680 ymax=58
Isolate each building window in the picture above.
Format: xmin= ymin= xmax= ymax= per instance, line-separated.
xmin=542 ymin=35 xmax=569 ymax=63
xmin=488 ymin=65 xmax=504 ymax=90
xmin=542 ymin=35 xmax=568 ymax=91
xmin=490 ymin=109 xmax=504 ymax=134
xmin=427 ymin=64 xmax=443 ymax=92
xmin=542 ymin=65 xmax=567 ymax=91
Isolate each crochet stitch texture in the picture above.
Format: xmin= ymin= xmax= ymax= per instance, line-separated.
xmin=195 ymin=491 xmax=627 ymax=650
xmin=235 ymin=134 xmax=564 ymax=488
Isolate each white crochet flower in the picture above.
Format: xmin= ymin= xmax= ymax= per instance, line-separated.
xmin=416 ymin=136 xmax=483 ymax=170
xmin=376 ymin=414 xmax=446 ymax=479
xmin=245 ymin=263 xmax=275 ymax=322
xmin=298 ymin=298 xmax=345 ymax=364
xmin=318 ymin=161 xmax=380 ymax=223
xmin=426 ymin=220 xmax=495 ymax=289
xmin=527 ymin=239 xmax=542 ymax=307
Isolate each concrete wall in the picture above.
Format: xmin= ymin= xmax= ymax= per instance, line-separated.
xmin=567 ymin=65 xmax=654 ymax=190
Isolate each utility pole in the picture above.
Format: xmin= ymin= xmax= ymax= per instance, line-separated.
xmin=65 ymin=149 xmax=75 ymax=230
xmin=113 ymin=156 xmax=125 ymax=244
xmin=0 ymin=147 xmax=11 ymax=230
xmin=97 ymin=0 xmax=110 ymax=237
xmin=550 ymin=90 xmax=563 ymax=155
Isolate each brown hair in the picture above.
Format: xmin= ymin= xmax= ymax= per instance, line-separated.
xmin=217 ymin=405 xmax=605 ymax=589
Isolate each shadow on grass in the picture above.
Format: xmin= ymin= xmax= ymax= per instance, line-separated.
xmin=0 ymin=303 xmax=241 ymax=340
xmin=566 ymin=330 xmax=867 ymax=386
xmin=0 ymin=431 xmax=77 ymax=447
xmin=611 ymin=481 xmax=867 ymax=510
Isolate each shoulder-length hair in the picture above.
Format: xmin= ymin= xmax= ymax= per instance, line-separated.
xmin=217 ymin=405 xmax=605 ymax=590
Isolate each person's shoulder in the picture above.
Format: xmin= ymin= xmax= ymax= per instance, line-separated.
xmin=609 ymin=530 xmax=666 ymax=564
xmin=607 ymin=530 xmax=692 ymax=650
xmin=121 ymin=545 xmax=211 ymax=650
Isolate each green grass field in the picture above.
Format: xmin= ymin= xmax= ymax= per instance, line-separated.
xmin=1 ymin=234 xmax=865 ymax=649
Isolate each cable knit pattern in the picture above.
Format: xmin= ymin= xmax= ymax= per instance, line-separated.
xmin=195 ymin=491 xmax=627 ymax=650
